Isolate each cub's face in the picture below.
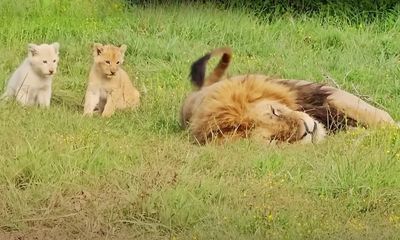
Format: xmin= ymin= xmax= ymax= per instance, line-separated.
xmin=93 ymin=43 xmax=127 ymax=78
xmin=28 ymin=43 xmax=60 ymax=77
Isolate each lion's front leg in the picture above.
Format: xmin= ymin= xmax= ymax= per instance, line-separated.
xmin=102 ymin=93 xmax=116 ymax=117
xmin=83 ymin=89 xmax=100 ymax=116
xmin=327 ymin=87 xmax=395 ymax=127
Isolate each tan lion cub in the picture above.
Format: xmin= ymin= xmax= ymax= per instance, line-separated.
xmin=83 ymin=43 xmax=140 ymax=117
xmin=1 ymin=43 xmax=60 ymax=107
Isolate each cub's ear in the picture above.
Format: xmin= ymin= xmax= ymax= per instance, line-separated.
xmin=119 ymin=44 xmax=127 ymax=55
xmin=52 ymin=42 xmax=60 ymax=54
xmin=28 ymin=43 xmax=38 ymax=56
xmin=93 ymin=43 xmax=104 ymax=56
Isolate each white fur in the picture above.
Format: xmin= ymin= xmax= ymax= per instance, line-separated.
xmin=1 ymin=42 xmax=60 ymax=107
xmin=296 ymin=112 xmax=326 ymax=144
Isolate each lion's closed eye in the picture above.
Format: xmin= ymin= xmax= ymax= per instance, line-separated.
xmin=270 ymin=106 xmax=281 ymax=117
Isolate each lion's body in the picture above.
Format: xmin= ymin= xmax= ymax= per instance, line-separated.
xmin=181 ymin=48 xmax=395 ymax=144
xmin=2 ymin=43 xmax=60 ymax=107
xmin=83 ymin=43 xmax=140 ymax=117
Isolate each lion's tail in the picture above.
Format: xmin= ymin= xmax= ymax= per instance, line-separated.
xmin=190 ymin=47 xmax=232 ymax=89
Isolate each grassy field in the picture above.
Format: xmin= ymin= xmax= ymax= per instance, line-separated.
xmin=1 ymin=0 xmax=400 ymax=239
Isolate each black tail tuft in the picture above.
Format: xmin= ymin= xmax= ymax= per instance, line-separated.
xmin=190 ymin=53 xmax=211 ymax=88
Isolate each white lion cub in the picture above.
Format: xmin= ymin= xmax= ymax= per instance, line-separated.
xmin=1 ymin=42 xmax=60 ymax=107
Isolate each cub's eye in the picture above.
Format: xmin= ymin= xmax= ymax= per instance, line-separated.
xmin=105 ymin=60 xmax=110 ymax=64
xmin=270 ymin=106 xmax=280 ymax=117
xmin=43 ymin=60 xmax=47 ymax=64
xmin=116 ymin=61 xmax=120 ymax=64
xmin=53 ymin=59 xmax=56 ymax=63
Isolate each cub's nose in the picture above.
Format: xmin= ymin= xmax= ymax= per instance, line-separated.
xmin=110 ymin=71 xmax=116 ymax=75
xmin=49 ymin=70 xmax=54 ymax=75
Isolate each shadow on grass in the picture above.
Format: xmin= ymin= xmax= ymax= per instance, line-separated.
xmin=51 ymin=89 xmax=83 ymax=113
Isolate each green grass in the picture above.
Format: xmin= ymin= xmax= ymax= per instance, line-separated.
xmin=1 ymin=0 xmax=400 ymax=239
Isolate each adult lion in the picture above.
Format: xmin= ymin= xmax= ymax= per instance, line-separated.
xmin=180 ymin=47 xmax=396 ymax=144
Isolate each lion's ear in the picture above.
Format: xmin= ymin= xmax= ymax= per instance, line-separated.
xmin=93 ymin=43 xmax=103 ymax=56
xmin=28 ymin=43 xmax=39 ymax=56
xmin=119 ymin=44 xmax=127 ymax=55
xmin=52 ymin=42 xmax=60 ymax=54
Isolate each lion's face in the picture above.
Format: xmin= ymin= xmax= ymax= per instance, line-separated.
xmin=28 ymin=43 xmax=60 ymax=77
xmin=93 ymin=43 xmax=127 ymax=78
xmin=182 ymin=75 xmax=327 ymax=145
xmin=249 ymin=100 xmax=326 ymax=144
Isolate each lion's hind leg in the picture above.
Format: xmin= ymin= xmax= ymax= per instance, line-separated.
xmin=124 ymin=87 xmax=140 ymax=109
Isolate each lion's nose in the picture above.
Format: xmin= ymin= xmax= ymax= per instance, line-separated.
xmin=300 ymin=120 xmax=318 ymax=141
xmin=303 ymin=121 xmax=317 ymax=134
